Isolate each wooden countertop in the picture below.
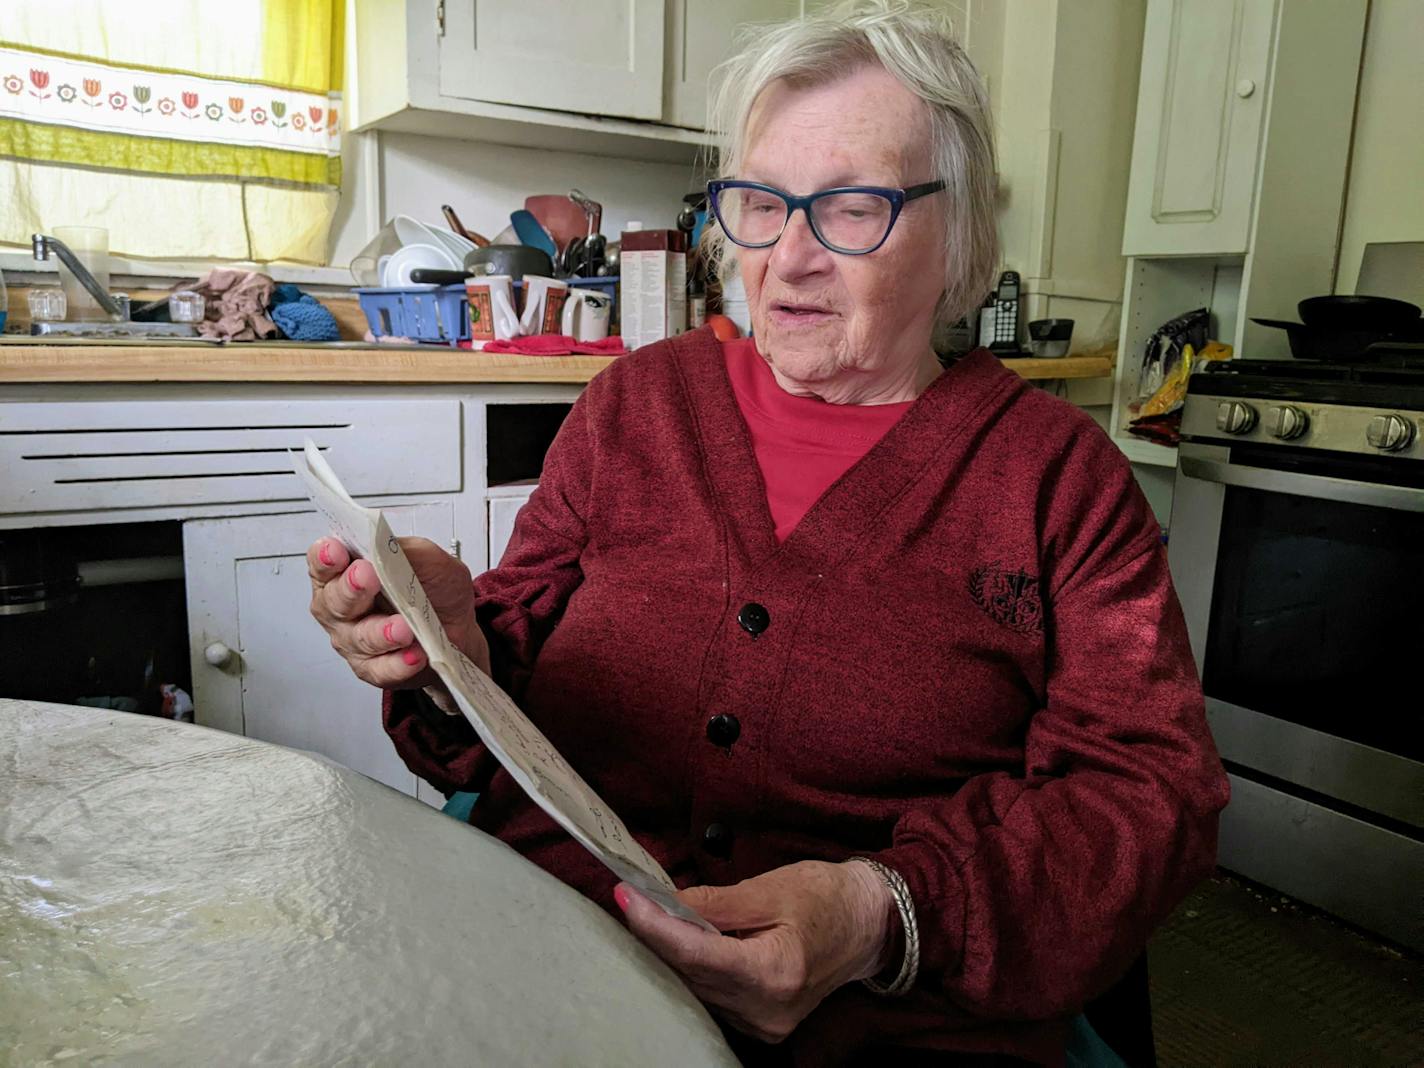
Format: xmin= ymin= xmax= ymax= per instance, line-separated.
xmin=0 ymin=340 xmax=617 ymax=384
xmin=0 ymin=339 xmax=1113 ymax=385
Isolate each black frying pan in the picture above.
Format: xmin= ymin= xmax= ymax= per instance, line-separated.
xmin=1297 ymin=295 xmax=1420 ymax=331
xmin=1252 ymin=317 xmax=1424 ymax=362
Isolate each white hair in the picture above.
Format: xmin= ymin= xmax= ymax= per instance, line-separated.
xmin=703 ymin=0 xmax=999 ymax=327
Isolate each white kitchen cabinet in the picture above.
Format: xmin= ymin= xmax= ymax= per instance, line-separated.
xmin=1121 ymin=0 xmax=1275 ymax=257
xmin=662 ymin=0 xmax=801 ymax=130
xmin=1 ymin=379 xmax=585 ymax=810
xmin=352 ymin=0 xmax=704 ymax=163
xmin=350 ymin=0 xmax=816 ymax=162
xmin=184 ymin=504 xmax=456 ymax=805
xmin=486 ymin=481 xmax=539 ymax=567
xmin=1110 ymin=0 xmax=1369 ymax=465
xmin=0 ymin=396 xmax=461 ymax=516
xmin=439 ymin=0 xmax=666 ymax=121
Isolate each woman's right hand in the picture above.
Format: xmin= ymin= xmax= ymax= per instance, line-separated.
xmin=306 ymin=536 xmax=491 ymax=693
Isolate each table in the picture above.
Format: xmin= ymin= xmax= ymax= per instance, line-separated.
xmin=0 ymin=699 xmax=736 ymax=1066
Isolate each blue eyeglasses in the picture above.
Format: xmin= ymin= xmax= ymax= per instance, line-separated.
xmin=706 ymin=178 xmax=946 ymax=255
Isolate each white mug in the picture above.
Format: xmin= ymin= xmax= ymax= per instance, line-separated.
xmin=561 ymin=290 xmax=613 ymax=342
xmin=518 ymin=276 xmax=569 ymax=336
xmin=467 ymin=275 xmax=520 ymax=341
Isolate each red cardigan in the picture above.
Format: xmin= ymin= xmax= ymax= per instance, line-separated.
xmin=384 ymin=328 xmax=1228 ymax=1066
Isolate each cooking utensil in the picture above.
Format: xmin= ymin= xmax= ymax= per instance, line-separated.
xmin=583 ymin=233 xmax=607 ymax=277
xmin=568 ymin=189 xmax=602 ymax=238
xmin=463 ymin=244 xmax=555 ymax=282
xmin=600 ymin=240 xmax=620 ymax=276
xmin=524 ymin=195 xmax=591 ymax=249
xmin=1251 ymin=317 xmax=1424 ymax=362
xmin=1296 ymin=295 xmax=1420 ymax=331
xmin=441 ymin=205 xmax=490 ymax=248
xmin=510 ymin=210 xmax=559 ymax=259
xmin=559 ymin=236 xmax=588 ymax=278
xmin=409 ymin=269 xmax=473 ymax=286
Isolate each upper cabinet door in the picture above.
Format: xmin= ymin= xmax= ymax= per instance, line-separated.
xmin=1122 ymin=0 xmax=1276 ymax=256
xmin=439 ymin=0 xmax=665 ymax=120
xmin=662 ymin=0 xmax=801 ymax=130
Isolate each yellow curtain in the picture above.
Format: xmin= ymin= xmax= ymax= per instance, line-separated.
xmin=0 ymin=0 xmax=344 ymax=264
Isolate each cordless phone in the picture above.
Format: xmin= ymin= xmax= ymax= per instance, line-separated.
xmin=988 ymin=270 xmax=1021 ymax=353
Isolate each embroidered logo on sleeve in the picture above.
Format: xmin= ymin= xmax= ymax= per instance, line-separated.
xmin=968 ymin=564 xmax=1044 ymax=635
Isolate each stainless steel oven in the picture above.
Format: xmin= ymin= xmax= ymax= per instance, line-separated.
xmin=1168 ymin=357 xmax=1424 ymax=951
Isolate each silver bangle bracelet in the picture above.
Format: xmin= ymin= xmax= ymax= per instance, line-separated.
xmin=851 ymin=857 xmax=920 ymax=997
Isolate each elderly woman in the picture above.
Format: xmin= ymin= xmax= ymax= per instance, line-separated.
xmin=309 ymin=3 xmax=1228 ymax=1063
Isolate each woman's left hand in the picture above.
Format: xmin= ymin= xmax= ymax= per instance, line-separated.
xmin=616 ymin=860 xmax=897 ymax=1044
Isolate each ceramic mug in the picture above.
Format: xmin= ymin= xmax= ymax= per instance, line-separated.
xmin=560 ymin=290 xmax=613 ymax=342
xmin=518 ymin=276 xmax=569 ymax=336
xmin=467 ymin=275 xmax=520 ymax=342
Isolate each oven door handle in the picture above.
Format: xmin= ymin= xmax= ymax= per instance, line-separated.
xmin=1179 ymin=455 xmax=1424 ymax=512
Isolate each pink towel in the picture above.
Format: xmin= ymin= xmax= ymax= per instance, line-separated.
xmin=472 ymin=334 xmax=627 ymax=356
xmin=193 ymin=268 xmax=276 ymax=341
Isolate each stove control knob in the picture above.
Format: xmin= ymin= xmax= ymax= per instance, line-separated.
xmin=1266 ymin=405 xmax=1309 ymax=440
xmin=1366 ymin=413 xmax=1416 ymax=452
xmin=1216 ymin=401 xmax=1258 ymax=435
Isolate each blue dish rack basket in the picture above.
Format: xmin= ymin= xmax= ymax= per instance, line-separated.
xmin=354 ymin=284 xmax=468 ymax=347
xmin=355 ymin=278 xmax=619 ymax=347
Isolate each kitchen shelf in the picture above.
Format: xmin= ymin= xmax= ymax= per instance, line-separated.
xmin=997 ymin=354 xmax=1115 ymax=381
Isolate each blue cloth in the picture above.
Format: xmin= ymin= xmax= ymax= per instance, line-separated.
xmin=1065 ymin=1014 xmax=1129 ymax=1068
xmin=270 ymin=292 xmax=339 ymax=341
xmin=441 ymin=791 xmax=479 ymax=822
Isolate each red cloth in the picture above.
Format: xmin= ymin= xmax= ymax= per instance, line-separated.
xmin=473 ymin=333 xmax=627 ymax=355
xmin=383 ymin=328 xmax=1228 ymax=1066
xmin=723 ymin=337 xmax=912 ymax=542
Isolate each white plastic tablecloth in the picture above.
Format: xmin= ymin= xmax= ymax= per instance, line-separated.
xmin=0 ymin=699 xmax=736 ymax=1066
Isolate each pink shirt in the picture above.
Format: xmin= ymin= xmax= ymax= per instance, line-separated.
xmin=722 ymin=338 xmax=913 ymax=542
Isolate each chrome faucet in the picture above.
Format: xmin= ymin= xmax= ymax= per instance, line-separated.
xmin=31 ymin=233 xmax=123 ymax=320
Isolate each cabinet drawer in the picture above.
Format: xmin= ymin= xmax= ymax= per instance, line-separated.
xmin=0 ymin=398 xmax=461 ymax=516
xmin=487 ymin=483 xmax=537 ymax=570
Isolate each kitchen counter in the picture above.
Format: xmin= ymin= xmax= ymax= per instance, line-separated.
xmin=0 ymin=339 xmax=616 ymax=384
xmin=0 ymin=338 xmax=1113 ymax=384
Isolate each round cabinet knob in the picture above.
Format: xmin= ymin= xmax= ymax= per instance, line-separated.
xmin=1266 ymin=405 xmax=1309 ymax=440
xmin=1236 ymin=78 xmax=1257 ymax=99
xmin=1366 ymin=413 xmax=1416 ymax=452
xmin=1216 ymin=401 xmax=1258 ymax=435
xmin=204 ymin=641 xmax=236 ymax=669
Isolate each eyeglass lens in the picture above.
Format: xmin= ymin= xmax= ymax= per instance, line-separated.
xmin=718 ymin=187 xmax=895 ymax=252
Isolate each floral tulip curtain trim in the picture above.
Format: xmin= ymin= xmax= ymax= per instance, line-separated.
xmin=0 ymin=46 xmax=338 ymax=189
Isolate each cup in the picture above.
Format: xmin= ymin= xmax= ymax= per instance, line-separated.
xmin=53 ymin=226 xmax=110 ymax=321
xmin=561 ymin=289 xmax=613 ymax=342
xmin=518 ymin=276 xmax=569 ymax=336
xmin=467 ymin=275 xmax=520 ymax=342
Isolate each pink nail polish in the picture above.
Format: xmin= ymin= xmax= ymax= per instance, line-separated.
xmin=402 ymin=648 xmax=421 ymax=666
xmin=383 ymin=620 xmax=395 ymax=643
xmin=613 ymin=885 xmax=630 ymax=912
xmin=319 ymin=542 xmax=334 ymax=567
xmin=346 ymin=565 xmax=363 ymax=592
